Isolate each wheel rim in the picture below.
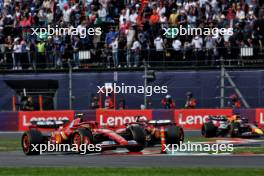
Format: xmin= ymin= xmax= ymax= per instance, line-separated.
xmin=202 ymin=126 xmax=205 ymax=136
xmin=22 ymin=135 xmax=30 ymax=153
xmin=73 ymin=133 xmax=81 ymax=148
xmin=83 ymin=136 xmax=90 ymax=145
xmin=179 ymin=129 xmax=184 ymax=142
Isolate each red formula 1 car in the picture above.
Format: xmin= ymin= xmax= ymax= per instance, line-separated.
xmin=21 ymin=114 xmax=146 ymax=155
xmin=117 ymin=116 xmax=184 ymax=146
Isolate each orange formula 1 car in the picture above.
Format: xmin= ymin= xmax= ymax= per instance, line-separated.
xmin=202 ymin=115 xmax=263 ymax=138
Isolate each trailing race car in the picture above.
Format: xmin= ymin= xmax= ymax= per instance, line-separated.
xmin=119 ymin=116 xmax=184 ymax=146
xmin=21 ymin=114 xmax=146 ymax=155
xmin=201 ymin=115 xmax=263 ymax=138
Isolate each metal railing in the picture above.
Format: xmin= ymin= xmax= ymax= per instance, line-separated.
xmin=0 ymin=47 xmax=263 ymax=71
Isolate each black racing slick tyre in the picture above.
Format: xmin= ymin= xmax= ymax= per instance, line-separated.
xmin=202 ymin=123 xmax=216 ymax=138
xmin=21 ymin=130 xmax=43 ymax=155
xmin=166 ymin=126 xmax=184 ymax=145
xmin=230 ymin=122 xmax=240 ymax=137
xmin=71 ymin=128 xmax=94 ymax=154
xmin=126 ymin=125 xmax=146 ymax=152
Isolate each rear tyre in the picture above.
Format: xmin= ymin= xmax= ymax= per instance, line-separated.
xmin=21 ymin=130 xmax=43 ymax=155
xmin=71 ymin=128 xmax=94 ymax=154
xmin=230 ymin=122 xmax=240 ymax=137
xmin=202 ymin=123 xmax=216 ymax=138
xmin=166 ymin=126 xmax=184 ymax=145
xmin=126 ymin=125 xmax=146 ymax=152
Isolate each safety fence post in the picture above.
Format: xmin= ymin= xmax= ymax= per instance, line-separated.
xmin=39 ymin=95 xmax=43 ymax=111
xmin=12 ymin=95 xmax=16 ymax=112
xmin=160 ymin=126 xmax=166 ymax=154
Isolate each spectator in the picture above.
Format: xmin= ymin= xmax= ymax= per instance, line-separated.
xmin=72 ymin=36 xmax=81 ymax=69
xmin=204 ymin=34 xmax=216 ymax=65
xmin=98 ymin=5 xmax=107 ymax=22
xmin=105 ymin=95 xmax=114 ymax=109
xmin=154 ymin=35 xmax=165 ymax=65
xmin=126 ymin=26 xmax=136 ymax=67
xmin=53 ymin=35 xmax=63 ymax=69
xmin=0 ymin=0 xmax=262 ymax=70
xmin=185 ymin=92 xmax=197 ymax=109
xmin=168 ymin=8 xmax=178 ymax=26
xmin=5 ymin=36 xmax=15 ymax=69
xmin=90 ymin=95 xmax=100 ymax=109
xmin=172 ymin=37 xmax=182 ymax=61
xmin=20 ymin=95 xmax=34 ymax=111
xmin=229 ymin=94 xmax=241 ymax=109
xmin=161 ymin=94 xmax=176 ymax=109
xmin=105 ymin=27 xmax=117 ymax=47
xmin=13 ymin=37 xmax=22 ymax=70
xmin=131 ymin=37 xmax=141 ymax=67
xmin=118 ymin=99 xmax=126 ymax=109
xmin=62 ymin=3 xmax=77 ymax=24
xmin=191 ymin=35 xmax=203 ymax=65
xmin=110 ymin=36 xmax=119 ymax=68
xmin=45 ymin=36 xmax=54 ymax=68
xmin=36 ymin=39 xmax=45 ymax=68
xmin=0 ymin=26 xmax=5 ymax=65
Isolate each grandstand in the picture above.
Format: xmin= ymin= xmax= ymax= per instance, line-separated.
xmin=0 ymin=0 xmax=263 ymax=110
xmin=0 ymin=0 xmax=262 ymax=70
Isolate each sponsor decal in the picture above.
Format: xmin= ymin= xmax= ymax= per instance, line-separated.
xmin=255 ymin=109 xmax=264 ymax=128
xmin=174 ymin=109 xmax=233 ymax=130
xmin=96 ymin=110 xmax=152 ymax=127
xmin=18 ymin=111 xmax=74 ymax=131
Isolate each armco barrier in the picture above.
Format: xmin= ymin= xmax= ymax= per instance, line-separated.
xmin=1 ymin=109 xmax=264 ymax=131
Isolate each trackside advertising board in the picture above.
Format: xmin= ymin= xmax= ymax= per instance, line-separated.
xmin=96 ymin=109 xmax=152 ymax=127
xmin=174 ymin=109 xmax=233 ymax=130
xmin=255 ymin=108 xmax=264 ymax=128
xmin=2 ymin=109 xmax=264 ymax=131
xmin=18 ymin=111 xmax=74 ymax=131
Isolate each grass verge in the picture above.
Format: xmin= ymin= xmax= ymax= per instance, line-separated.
xmin=233 ymin=147 xmax=264 ymax=154
xmin=0 ymin=138 xmax=20 ymax=151
xmin=0 ymin=168 xmax=264 ymax=176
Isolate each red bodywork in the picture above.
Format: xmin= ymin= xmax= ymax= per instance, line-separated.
xmin=27 ymin=118 xmax=139 ymax=148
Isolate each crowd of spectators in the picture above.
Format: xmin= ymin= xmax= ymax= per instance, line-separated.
xmin=0 ymin=0 xmax=263 ymax=70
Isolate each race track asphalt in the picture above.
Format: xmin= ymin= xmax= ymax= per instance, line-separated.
xmin=1 ymin=132 xmax=264 ymax=168
xmin=0 ymin=151 xmax=264 ymax=168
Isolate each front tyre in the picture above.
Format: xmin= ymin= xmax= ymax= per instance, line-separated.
xmin=202 ymin=123 xmax=216 ymax=138
xmin=166 ymin=126 xmax=184 ymax=145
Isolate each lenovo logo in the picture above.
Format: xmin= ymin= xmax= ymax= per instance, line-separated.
xmin=99 ymin=114 xmax=147 ymax=126
xmin=22 ymin=115 xmax=69 ymax=126
xmin=178 ymin=115 xmax=209 ymax=125
xmin=258 ymin=112 xmax=264 ymax=124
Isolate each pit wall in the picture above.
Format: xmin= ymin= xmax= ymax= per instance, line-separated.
xmin=1 ymin=109 xmax=263 ymax=131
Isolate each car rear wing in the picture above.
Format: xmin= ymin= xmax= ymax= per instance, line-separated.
xmin=30 ymin=120 xmax=69 ymax=128
xmin=148 ymin=120 xmax=174 ymax=125
xmin=208 ymin=116 xmax=228 ymax=121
